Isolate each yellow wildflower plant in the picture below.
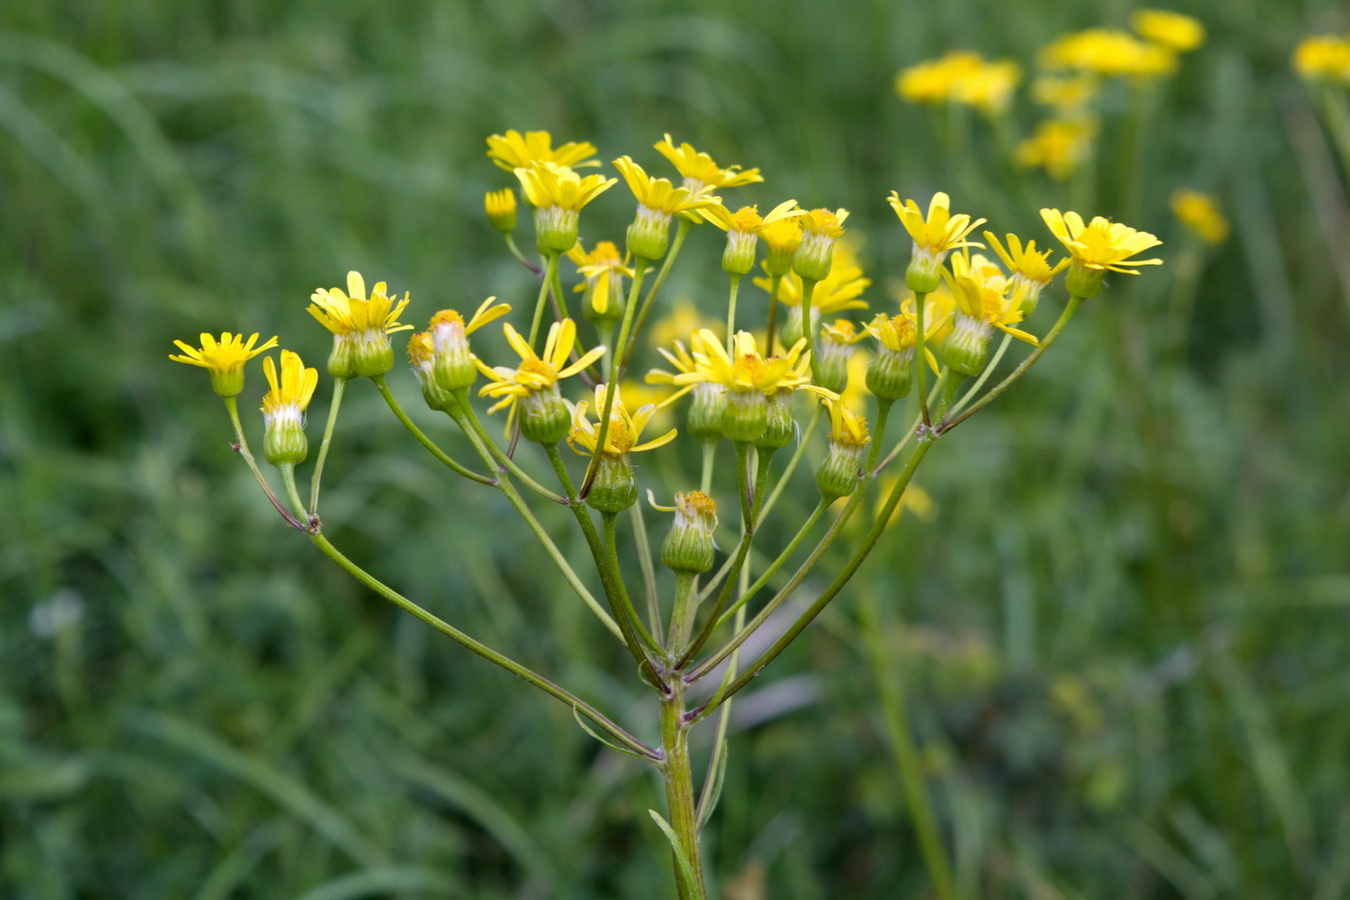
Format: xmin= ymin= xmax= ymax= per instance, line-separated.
xmin=567 ymin=241 xmax=635 ymax=324
xmin=654 ymin=133 xmax=763 ymax=192
xmin=1040 ymin=28 xmax=1177 ymax=79
xmin=612 ymin=155 xmax=722 ymax=260
xmin=1170 ymin=189 xmax=1230 ymax=245
xmin=567 ymin=383 xmax=678 ymax=457
xmin=1293 ymin=34 xmax=1350 ymax=83
xmin=645 ymin=336 xmax=724 ymax=440
xmin=1016 ymin=119 xmax=1099 ymax=181
xmin=982 ymin=231 xmax=1069 ymax=315
xmin=486 ymin=129 xmax=599 ymax=171
xmin=514 ymin=161 xmax=618 ymax=252
xmin=260 ymin=349 xmax=319 ymax=466
xmin=170 ymin=331 xmax=278 ymax=397
xmin=1040 ymin=208 xmax=1163 ymax=298
xmin=793 ymin=207 xmax=850 ymax=282
xmin=888 ymin=190 xmax=986 ymax=292
xmin=429 ymin=296 xmax=513 ymax=392
xmin=475 ymin=318 xmax=606 ymax=443
xmin=699 ymin=200 xmax=805 ymax=275
xmin=1130 ymin=9 xmax=1206 ymax=54
xmin=308 ymin=271 xmax=413 ymax=379
xmin=814 ymin=319 xmax=867 ymax=394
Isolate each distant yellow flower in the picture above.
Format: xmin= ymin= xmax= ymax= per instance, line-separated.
xmin=1131 ymin=9 xmax=1205 ymax=53
xmin=1041 ymin=28 xmax=1178 ymax=79
xmin=888 ymin=191 xmax=985 ymax=292
xmin=514 ymin=161 xmax=617 ymax=252
xmin=170 ymin=331 xmax=278 ymax=397
xmin=895 ymin=51 xmax=1021 ymax=114
xmin=1039 ymin=209 xmax=1163 ymax=275
xmin=567 ymin=383 xmax=677 ymax=456
xmin=476 ymin=319 xmax=605 ymax=441
xmin=1170 ymin=189 xmax=1230 ymax=244
xmin=648 ymin=299 xmax=717 ymax=352
xmin=1033 ymin=75 xmax=1100 ymax=113
xmin=308 ymin=271 xmax=413 ymax=378
xmin=654 ymin=133 xmax=763 ymax=192
xmin=1293 ymin=35 xmax=1350 ymax=83
xmin=486 ymin=129 xmax=599 ymax=171
xmin=1015 ymin=119 xmax=1098 ymax=181
xmin=260 ymin=349 xmax=319 ymax=466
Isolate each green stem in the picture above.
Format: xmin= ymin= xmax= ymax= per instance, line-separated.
xmin=947 ymin=332 xmax=1011 ymax=418
xmin=631 ymin=500 xmax=662 ymax=647
xmin=693 ymin=438 xmax=935 ymax=717
xmin=800 ymin=276 xmax=819 ymax=376
xmin=527 ymin=252 xmax=560 ymax=348
xmin=940 ymin=295 xmax=1083 ymax=433
xmin=309 ymin=376 xmax=347 ymax=514
xmin=668 ymin=571 xmax=698 ymax=659
xmin=700 ymin=440 xmax=716 ymax=493
xmin=448 ymin=395 xmax=622 ymax=642
xmin=913 ymin=291 xmax=932 ymax=429
xmin=306 ymin=530 xmax=657 ymax=760
xmin=450 ymin=391 xmax=567 ymax=502
xmin=222 ymin=396 xmax=305 ymax=530
xmin=504 ymin=234 xmax=543 ymax=275
xmin=371 ymin=376 xmax=495 ymax=486
xmin=764 ymin=273 xmax=782 ymax=350
xmin=932 ymin=374 xmax=966 ymax=423
xmin=622 ymin=218 xmax=692 ymax=371
xmin=756 ymin=402 xmax=824 ymax=523
xmin=544 ymin=442 xmax=664 ymax=673
xmin=581 ymin=259 xmax=649 ymax=497
xmin=725 ymin=273 xmax=742 ymax=352
xmin=661 ymin=682 xmax=708 ymax=899
xmin=602 ymin=511 xmax=664 ymax=657
xmin=712 ymin=499 xmax=828 ymax=630
xmin=860 ymin=591 xmax=957 ymax=900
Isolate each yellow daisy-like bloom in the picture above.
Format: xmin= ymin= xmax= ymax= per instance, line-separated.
xmin=654 ymin=133 xmax=763 ymax=193
xmin=1130 ymin=9 xmax=1206 ymax=54
xmin=1293 ymin=35 xmax=1350 ymax=82
xmin=170 ymin=331 xmax=278 ymax=397
xmin=475 ymin=319 xmax=605 ymax=441
xmin=260 ymin=349 xmax=319 ymax=466
xmin=1015 ymin=118 xmax=1099 ymax=181
xmin=888 ymin=190 xmax=986 ymax=292
xmin=946 ymin=251 xmax=1037 ymax=344
xmin=612 ymin=155 xmax=722 ymax=259
xmin=486 ymin=129 xmax=599 ymax=171
xmin=567 ymin=241 xmax=635 ymax=322
xmin=816 ymin=395 xmax=870 ymax=499
xmin=759 ymin=216 xmax=805 ymax=277
xmin=514 ymin=161 xmax=618 ymax=252
xmin=308 ymin=271 xmax=413 ymax=378
xmin=645 ymin=336 xmax=723 ymax=439
xmin=567 ymin=383 xmax=678 ymax=457
xmin=1170 ymin=189 xmax=1230 ymax=245
xmin=824 ymin=395 xmax=870 ymax=446
xmin=428 ymin=296 xmax=513 ymax=392
xmin=674 ymin=329 xmax=814 ymax=395
xmin=1040 ymin=28 xmax=1178 ymax=79
xmin=1040 ymin=209 xmax=1163 ymax=275
xmin=983 ymin=231 xmax=1070 ymax=314
xmin=700 ymin=200 xmax=804 ymax=275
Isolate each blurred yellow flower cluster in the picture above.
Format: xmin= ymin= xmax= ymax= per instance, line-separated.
xmin=1293 ymin=34 xmax=1350 ymax=84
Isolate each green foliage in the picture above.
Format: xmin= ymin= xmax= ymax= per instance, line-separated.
xmin=3 ymin=0 xmax=1349 ymax=896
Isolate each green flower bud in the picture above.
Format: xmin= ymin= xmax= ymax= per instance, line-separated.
xmin=660 ymin=491 xmax=718 ymax=574
xmin=941 ymin=313 xmax=993 ymax=376
xmin=687 ymin=383 xmax=728 ymax=441
xmin=519 ymin=385 xmax=572 ymax=444
xmin=626 ymin=204 xmax=673 ymax=261
xmin=720 ymin=389 xmax=768 ymax=444
xmin=587 ymin=454 xmax=637 ymax=513
xmin=535 ymin=206 xmax=580 ymax=254
xmin=865 ymin=346 xmax=914 ymax=400
xmin=755 ymin=391 xmax=796 ymax=450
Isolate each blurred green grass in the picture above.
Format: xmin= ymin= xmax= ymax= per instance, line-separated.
xmin=3 ymin=0 xmax=1350 ymax=897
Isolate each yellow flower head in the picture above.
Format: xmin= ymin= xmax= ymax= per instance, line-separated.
xmin=486 ymin=129 xmax=599 ymax=171
xmin=514 ymin=161 xmax=617 ymax=252
xmin=759 ymin=215 xmax=805 ymax=276
xmin=1040 ymin=28 xmax=1178 ymax=79
xmin=567 ymin=383 xmax=678 ymax=457
xmin=428 ymin=296 xmax=513 ymax=391
xmin=170 ymin=331 xmax=278 ymax=397
xmin=793 ymin=208 xmax=850 ymax=281
xmin=308 ymin=271 xmax=413 ymax=378
xmin=612 ymin=156 xmax=721 ymax=217
xmin=654 ymin=133 xmax=763 ymax=192
xmin=700 ymin=199 xmax=803 ymax=235
xmin=1033 ymin=75 xmax=1101 ymax=113
xmin=568 ymin=241 xmax=634 ymax=320
xmin=945 ymin=251 xmax=1037 ymax=343
xmin=1170 ymin=189 xmax=1230 ymax=244
xmin=484 ymin=188 xmax=517 ymax=233
xmin=1131 ymin=9 xmax=1206 ymax=53
xmin=983 ymin=232 xmax=1068 ymax=286
xmin=888 ymin=191 xmax=985 ymax=258
xmin=825 ymin=395 xmax=870 ymax=446
xmin=1293 ymin=35 xmax=1350 ymax=82
xmin=261 ymin=349 xmax=319 ymax=423
xmin=675 ymin=329 xmax=818 ymax=396
xmin=1039 ymin=209 xmax=1163 ymax=274
xmin=1015 ymin=119 xmax=1099 ymax=181
xmin=475 ymin=319 xmax=605 ymax=436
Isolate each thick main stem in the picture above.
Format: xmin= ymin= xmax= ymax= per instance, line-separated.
xmin=661 ymin=682 xmax=707 ymax=900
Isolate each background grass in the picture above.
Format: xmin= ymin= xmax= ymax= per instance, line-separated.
xmin=3 ymin=0 xmax=1349 ymax=896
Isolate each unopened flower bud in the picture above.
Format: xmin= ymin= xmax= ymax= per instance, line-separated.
xmin=485 ymin=188 xmax=518 ymax=234
xmin=814 ymin=321 xmax=860 ymax=395
xmin=587 ymin=454 xmax=637 ymax=513
xmin=866 ymin=347 xmax=914 ymax=400
xmin=430 ymin=309 xmax=477 ymax=392
xmin=660 ymin=491 xmax=718 ymax=574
